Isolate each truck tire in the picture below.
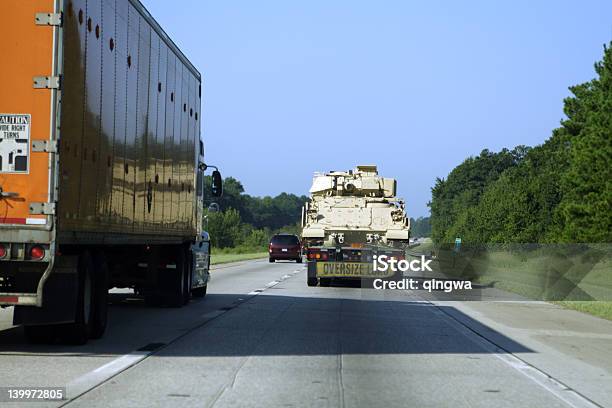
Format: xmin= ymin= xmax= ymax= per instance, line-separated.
xmin=62 ymin=251 xmax=96 ymax=345
xmin=192 ymin=284 xmax=207 ymax=298
xmin=166 ymin=247 xmax=186 ymax=308
xmin=269 ymin=258 xmax=275 ymax=263
xmin=182 ymin=249 xmax=192 ymax=306
xmin=144 ymin=248 xmax=163 ymax=306
xmin=90 ymin=250 xmax=109 ymax=339
xmin=319 ymin=278 xmax=331 ymax=287
xmin=307 ymin=277 xmax=318 ymax=287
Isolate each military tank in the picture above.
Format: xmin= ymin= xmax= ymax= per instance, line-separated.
xmin=301 ymin=165 xmax=410 ymax=286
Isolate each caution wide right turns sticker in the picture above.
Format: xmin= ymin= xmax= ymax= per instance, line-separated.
xmin=0 ymin=114 xmax=31 ymax=174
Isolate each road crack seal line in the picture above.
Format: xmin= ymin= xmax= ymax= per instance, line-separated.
xmin=429 ymin=300 xmax=602 ymax=408
xmin=207 ymin=289 xmax=297 ymax=408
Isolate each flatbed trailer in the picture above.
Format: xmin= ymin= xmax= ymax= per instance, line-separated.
xmin=0 ymin=0 xmax=222 ymax=344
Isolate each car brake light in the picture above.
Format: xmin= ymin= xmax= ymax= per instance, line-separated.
xmin=0 ymin=244 xmax=7 ymax=259
xmin=30 ymin=246 xmax=45 ymax=261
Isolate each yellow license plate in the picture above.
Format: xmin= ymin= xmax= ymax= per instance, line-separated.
xmin=316 ymin=262 xmax=393 ymax=278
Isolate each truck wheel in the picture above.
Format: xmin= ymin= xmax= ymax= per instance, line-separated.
xmin=90 ymin=250 xmax=109 ymax=339
xmin=307 ymin=278 xmax=318 ymax=287
xmin=192 ymin=285 xmax=207 ymax=298
xmin=166 ymin=247 xmax=186 ymax=308
xmin=182 ymin=249 xmax=192 ymax=306
xmin=269 ymin=258 xmax=275 ymax=263
xmin=62 ymin=251 xmax=95 ymax=345
xmin=320 ymin=278 xmax=331 ymax=287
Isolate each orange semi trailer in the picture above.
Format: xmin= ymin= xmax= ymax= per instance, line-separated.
xmin=0 ymin=0 xmax=222 ymax=344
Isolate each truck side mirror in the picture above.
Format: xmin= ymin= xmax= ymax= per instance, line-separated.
xmin=211 ymin=170 xmax=223 ymax=197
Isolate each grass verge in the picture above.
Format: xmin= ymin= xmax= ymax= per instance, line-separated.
xmin=210 ymin=252 xmax=268 ymax=265
xmin=432 ymin=245 xmax=612 ymax=321
xmin=553 ymin=301 xmax=612 ymax=321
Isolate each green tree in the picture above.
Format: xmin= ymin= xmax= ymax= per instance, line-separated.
xmin=558 ymin=44 xmax=612 ymax=242
xmin=410 ymin=217 xmax=431 ymax=237
xmin=428 ymin=42 xmax=612 ymax=244
xmin=206 ymin=208 xmax=242 ymax=248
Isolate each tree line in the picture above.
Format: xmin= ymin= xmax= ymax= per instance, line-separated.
xmin=203 ymin=176 xmax=308 ymax=250
xmin=410 ymin=217 xmax=431 ymax=238
xmin=429 ymin=43 xmax=611 ymax=244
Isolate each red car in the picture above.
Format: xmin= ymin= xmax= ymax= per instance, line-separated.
xmin=269 ymin=234 xmax=303 ymax=263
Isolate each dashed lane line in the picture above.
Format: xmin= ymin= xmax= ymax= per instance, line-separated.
xmin=62 ymin=268 xmax=302 ymax=406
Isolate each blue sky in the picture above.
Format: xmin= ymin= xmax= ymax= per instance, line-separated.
xmin=143 ymin=0 xmax=611 ymax=217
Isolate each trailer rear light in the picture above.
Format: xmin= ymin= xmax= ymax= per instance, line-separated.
xmin=29 ymin=246 xmax=45 ymax=261
xmin=307 ymin=250 xmax=328 ymax=261
xmin=0 ymin=244 xmax=7 ymax=259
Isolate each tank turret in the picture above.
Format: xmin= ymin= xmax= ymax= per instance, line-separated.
xmin=309 ymin=165 xmax=397 ymax=198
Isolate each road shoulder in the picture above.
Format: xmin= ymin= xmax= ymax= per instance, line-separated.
xmin=438 ymin=300 xmax=612 ymax=407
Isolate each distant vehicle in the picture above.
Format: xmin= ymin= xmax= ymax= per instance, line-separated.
xmin=269 ymin=234 xmax=303 ymax=263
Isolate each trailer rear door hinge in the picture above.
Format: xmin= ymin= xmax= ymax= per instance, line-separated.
xmin=30 ymin=202 xmax=56 ymax=215
xmin=32 ymin=140 xmax=58 ymax=153
xmin=33 ymin=76 xmax=61 ymax=89
xmin=35 ymin=12 xmax=63 ymax=26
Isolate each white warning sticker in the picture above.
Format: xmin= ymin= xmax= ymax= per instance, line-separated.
xmin=0 ymin=114 xmax=30 ymax=173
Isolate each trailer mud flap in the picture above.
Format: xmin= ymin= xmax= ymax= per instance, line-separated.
xmin=307 ymin=262 xmax=317 ymax=281
xmin=13 ymin=256 xmax=78 ymax=326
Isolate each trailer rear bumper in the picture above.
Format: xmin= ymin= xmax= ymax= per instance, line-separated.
xmin=1 ymin=255 xmax=78 ymax=324
xmin=12 ymin=272 xmax=78 ymax=325
xmin=0 ymin=294 xmax=38 ymax=306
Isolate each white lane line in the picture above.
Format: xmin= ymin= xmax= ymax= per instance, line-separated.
xmin=66 ymin=351 xmax=150 ymax=400
xmin=67 ymin=266 xmax=301 ymax=401
xmin=64 ymin=309 xmax=230 ymax=403
xmin=247 ymin=267 xmax=301 ymax=297
xmin=436 ymin=305 xmax=600 ymax=408
xmin=494 ymin=349 xmax=599 ymax=408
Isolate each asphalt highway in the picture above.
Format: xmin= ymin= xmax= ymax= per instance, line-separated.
xmin=0 ymin=259 xmax=610 ymax=408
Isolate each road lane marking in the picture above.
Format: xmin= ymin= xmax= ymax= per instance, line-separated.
xmin=433 ymin=303 xmax=601 ymax=408
xmin=62 ymin=267 xmax=301 ymax=405
xmin=66 ymin=351 xmax=151 ymax=401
